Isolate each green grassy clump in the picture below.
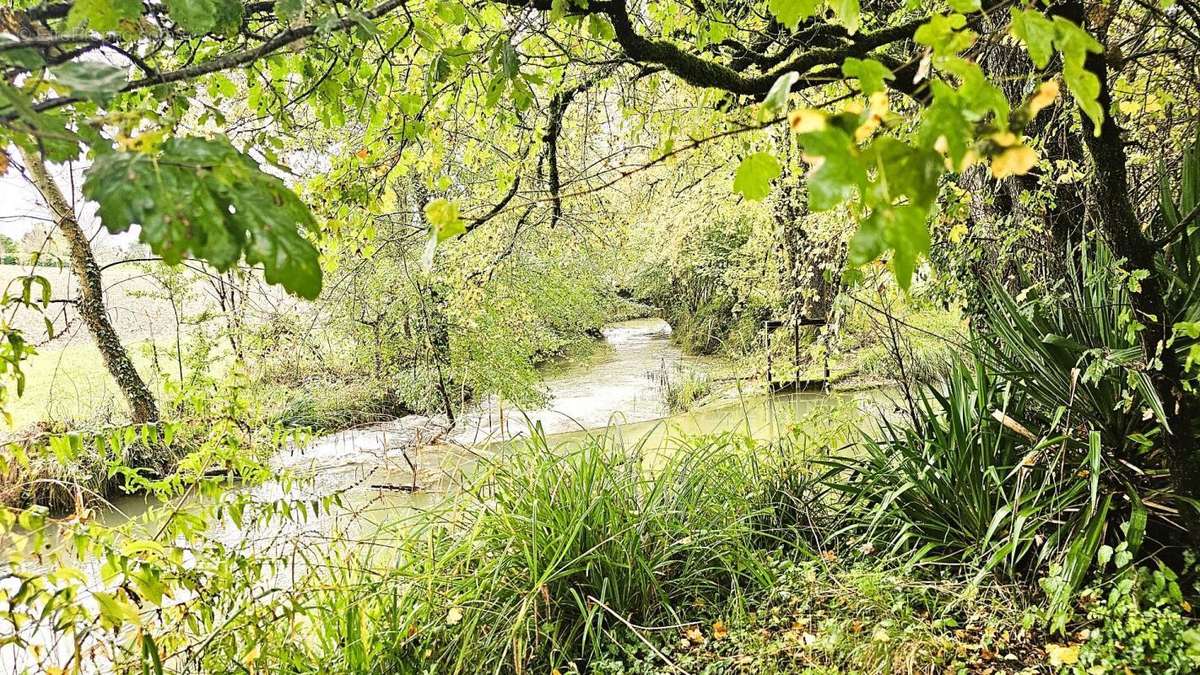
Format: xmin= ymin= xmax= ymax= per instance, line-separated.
xmin=664 ymin=369 xmax=714 ymax=413
xmin=213 ymin=429 xmax=784 ymax=673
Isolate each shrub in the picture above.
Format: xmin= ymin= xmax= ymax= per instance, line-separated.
xmin=1072 ymin=563 xmax=1200 ymax=674
xmin=827 ymin=362 xmax=1114 ymax=594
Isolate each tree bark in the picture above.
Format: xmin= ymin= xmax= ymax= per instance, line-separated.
xmin=1057 ymin=0 xmax=1200 ymax=541
xmin=22 ymin=150 xmax=160 ymax=426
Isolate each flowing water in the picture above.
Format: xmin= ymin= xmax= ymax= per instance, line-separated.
xmin=105 ymin=318 xmax=872 ymax=525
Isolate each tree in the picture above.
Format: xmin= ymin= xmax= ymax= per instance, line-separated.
xmin=2 ymin=1 xmax=1197 ymax=534
xmin=20 ymin=149 xmax=159 ymax=424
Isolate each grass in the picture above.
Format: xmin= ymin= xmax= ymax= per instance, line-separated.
xmin=664 ymin=368 xmax=714 ymax=413
xmin=2 ymin=339 xmax=163 ymax=431
xmin=169 ymin=413 xmax=1199 ymax=674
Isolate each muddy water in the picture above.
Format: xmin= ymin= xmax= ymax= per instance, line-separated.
xmin=101 ymin=318 xmax=873 ymax=530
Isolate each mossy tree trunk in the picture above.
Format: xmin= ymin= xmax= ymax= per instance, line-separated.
xmin=23 ymin=150 xmax=160 ymax=426
xmin=1055 ymin=0 xmax=1200 ymax=543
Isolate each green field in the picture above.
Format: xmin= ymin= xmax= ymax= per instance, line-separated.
xmin=3 ymin=339 xmax=164 ymax=432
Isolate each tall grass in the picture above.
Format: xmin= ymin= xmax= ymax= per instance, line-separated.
xmin=238 ymin=429 xmax=784 ymax=673
xmin=662 ymin=368 xmax=713 ymax=413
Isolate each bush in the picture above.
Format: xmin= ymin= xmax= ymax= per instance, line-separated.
xmin=827 ymin=360 xmax=1125 ymax=619
xmin=1072 ymin=564 xmax=1200 ymax=674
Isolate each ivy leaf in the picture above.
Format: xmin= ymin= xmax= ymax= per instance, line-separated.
xmin=49 ymin=62 xmax=128 ymax=101
xmin=768 ymin=0 xmax=822 ymax=30
xmin=83 ymin=137 xmax=323 ymax=299
xmin=1010 ymin=8 xmax=1056 ymax=69
xmin=732 ymin=152 xmax=781 ymax=201
xmin=762 ymin=72 xmax=799 ymax=116
xmin=842 ymin=58 xmax=894 ymax=95
xmin=67 ymin=0 xmax=142 ymax=32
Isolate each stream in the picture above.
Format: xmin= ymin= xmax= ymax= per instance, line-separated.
xmin=107 ymin=318 xmax=858 ymax=525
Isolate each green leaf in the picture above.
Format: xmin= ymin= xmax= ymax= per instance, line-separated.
xmin=830 ymin=0 xmax=861 ymax=34
xmin=865 ymin=137 xmax=943 ymax=209
xmin=732 ymin=152 xmax=781 ymax=201
xmin=919 ymin=80 xmax=971 ymax=169
xmin=164 ymin=0 xmax=244 ymax=36
xmin=797 ymin=126 xmax=868 ymax=210
xmin=0 ymin=85 xmax=82 ymax=162
xmin=768 ymin=0 xmax=822 ymax=30
xmin=763 ymin=72 xmax=799 ymax=116
xmin=939 ymin=57 xmax=1010 ymax=128
xmin=435 ymin=0 xmax=467 ymax=24
xmin=83 ymin=137 xmax=322 ymax=299
xmin=948 ymin=0 xmax=981 ymax=13
xmin=498 ymin=41 xmax=520 ymax=80
xmin=67 ymin=0 xmax=142 ymax=32
xmin=94 ymin=590 xmax=141 ymax=627
xmin=842 ymin=58 xmax=894 ymax=95
xmin=276 ymin=0 xmax=305 ymax=22
xmin=49 ymin=62 xmax=128 ymax=101
xmin=588 ymin=14 xmax=615 ymax=40
xmin=1052 ymin=17 xmax=1104 ymax=134
xmin=1009 ymin=8 xmax=1056 ymax=69
xmin=0 ymin=36 xmax=44 ymax=69
xmin=851 ymin=205 xmax=930 ymax=288
xmin=425 ymin=198 xmax=466 ymax=242
xmin=915 ymin=13 xmax=974 ymax=56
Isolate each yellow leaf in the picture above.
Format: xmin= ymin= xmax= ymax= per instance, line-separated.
xmin=990 ymin=130 xmax=1019 ymax=148
xmin=685 ymin=627 xmax=705 ymax=644
xmin=243 ymin=644 xmax=261 ymax=666
xmin=1047 ymin=643 xmax=1080 ymax=666
xmin=425 ymin=198 xmax=466 ymax=242
xmin=990 ymin=145 xmax=1039 ymax=178
xmin=712 ymin=619 xmax=728 ymax=640
xmin=1028 ymin=80 xmax=1060 ymax=116
xmin=788 ymin=108 xmax=826 ymax=134
xmin=446 ymin=607 xmax=463 ymax=625
xmin=948 ymin=223 xmax=967 ymax=244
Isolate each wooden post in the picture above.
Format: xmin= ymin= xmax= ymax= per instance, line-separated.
xmin=763 ymin=322 xmax=772 ymax=389
xmin=793 ymin=317 xmax=801 ymax=388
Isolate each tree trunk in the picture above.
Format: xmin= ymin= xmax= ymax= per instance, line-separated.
xmin=23 ymin=150 xmax=160 ymax=426
xmin=1057 ymin=0 xmax=1200 ymax=542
